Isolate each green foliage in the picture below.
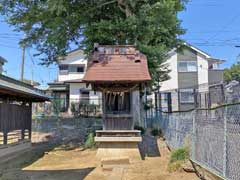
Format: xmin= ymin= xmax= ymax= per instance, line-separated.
xmin=170 ymin=148 xmax=189 ymax=163
xmin=134 ymin=125 xmax=145 ymax=135
xmin=151 ymin=128 xmax=163 ymax=137
xmin=144 ymin=101 xmax=153 ymax=110
xmin=52 ymin=99 xmax=61 ymax=117
xmin=224 ymin=62 xmax=240 ymax=82
xmin=70 ymin=102 xmax=79 ymax=117
xmin=168 ymin=160 xmax=184 ymax=172
xmin=168 ymin=147 xmax=189 ymax=172
xmin=0 ymin=0 xmax=187 ymax=83
xmin=84 ymin=133 xmax=96 ymax=149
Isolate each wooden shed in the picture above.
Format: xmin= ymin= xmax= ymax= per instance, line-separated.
xmin=0 ymin=74 xmax=49 ymax=157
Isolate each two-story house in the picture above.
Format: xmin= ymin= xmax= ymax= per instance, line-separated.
xmin=0 ymin=56 xmax=7 ymax=74
xmin=48 ymin=49 xmax=101 ymax=112
xmin=159 ymin=43 xmax=224 ymax=111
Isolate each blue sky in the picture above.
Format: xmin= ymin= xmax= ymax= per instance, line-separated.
xmin=0 ymin=0 xmax=240 ymax=89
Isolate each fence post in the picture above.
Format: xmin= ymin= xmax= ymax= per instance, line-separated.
xmin=223 ymin=106 xmax=227 ymax=177
xmin=3 ymin=131 xmax=7 ymax=145
xmin=192 ymin=109 xmax=196 ymax=161
xmin=167 ymin=92 xmax=172 ymax=113
xmin=175 ymin=115 xmax=178 ymax=148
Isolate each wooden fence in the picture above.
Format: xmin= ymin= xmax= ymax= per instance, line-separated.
xmin=0 ymin=103 xmax=32 ymax=145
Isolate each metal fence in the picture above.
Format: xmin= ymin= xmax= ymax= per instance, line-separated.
xmin=32 ymin=97 xmax=103 ymax=118
xmin=151 ymin=103 xmax=240 ymax=180
xmin=153 ymin=82 xmax=240 ymax=113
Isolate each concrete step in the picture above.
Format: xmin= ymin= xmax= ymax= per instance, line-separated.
xmin=101 ymin=156 xmax=130 ymax=165
xmin=101 ymin=156 xmax=130 ymax=171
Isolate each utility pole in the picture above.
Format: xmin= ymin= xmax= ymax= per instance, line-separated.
xmin=21 ymin=44 xmax=25 ymax=81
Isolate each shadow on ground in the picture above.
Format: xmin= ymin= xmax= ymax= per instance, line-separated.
xmin=23 ymin=168 xmax=95 ymax=180
xmin=139 ymin=135 xmax=161 ymax=159
xmin=0 ymin=138 xmax=94 ymax=180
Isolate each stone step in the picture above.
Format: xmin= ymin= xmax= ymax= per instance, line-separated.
xmin=102 ymin=164 xmax=130 ymax=171
xmin=101 ymin=156 xmax=130 ymax=166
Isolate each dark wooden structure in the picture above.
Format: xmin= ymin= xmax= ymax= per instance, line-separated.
xmin=0 ymin=74 xmax=49 ymax=146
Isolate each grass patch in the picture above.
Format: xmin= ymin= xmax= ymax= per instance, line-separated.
xmin=168 ymin=147 xmax=189 ymax=172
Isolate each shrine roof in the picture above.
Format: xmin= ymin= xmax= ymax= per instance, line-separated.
xmin=83 ymin=45 xmax=151 ymax=83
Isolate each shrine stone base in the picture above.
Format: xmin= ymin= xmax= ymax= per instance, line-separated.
xmin=95 ymin=130 xmax=142 ymax=162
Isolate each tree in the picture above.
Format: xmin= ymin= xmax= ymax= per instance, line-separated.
xmin=0 ymin=0 xmax=187 ymax=84
xmin=224 ymin=62 xmax=240 ymax=82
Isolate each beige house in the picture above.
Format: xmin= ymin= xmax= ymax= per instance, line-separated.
xmin=159 ymin=43 xmax=224 ymax=111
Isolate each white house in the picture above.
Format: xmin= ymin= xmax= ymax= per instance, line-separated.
xmin=48 ymin=49 xmax=101 ymax=113
xmin=158 ymin=43 xmax=224 ymax=111
xmin=0 ymin=56 xmax=7 ymax=74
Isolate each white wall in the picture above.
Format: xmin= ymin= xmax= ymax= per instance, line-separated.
xmin=197 ymin=53 xmax=209 ymax=92
xmin=69 ymin=83 xmax=101 ymax=105
xmin=160 ymin=53 xmax=178 ymax=91
xmin=69 ymin=83 xmax=84 ymax=100
xmin=58 ymin=51 xmax=88 ymax=82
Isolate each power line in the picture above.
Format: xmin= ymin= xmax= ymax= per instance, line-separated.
xmin=207 ymin=12 xmax=240 ymax=41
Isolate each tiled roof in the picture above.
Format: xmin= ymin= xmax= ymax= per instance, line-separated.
xmin=83 ymin=45 xmax=151 ymax=82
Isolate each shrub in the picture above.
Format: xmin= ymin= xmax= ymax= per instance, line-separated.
xmin=151 ymin=128 xmax=163 ymax=137
xmin=170 ymin=148 xmax=189 ymax=163
xmin=52 ymin=99 xmax=61 ymax=117
xmin=168 ymin=147 xmax=189 ymax=172
xmin=71 ymin=102 xmax=78 ymax=117
xmin=84 ymin=133 xmax=96 ymax=149
xmin=168 ymin=161 xmax=183 ymax=172
xmin=134 ymin=125 xmax=145 ymax=135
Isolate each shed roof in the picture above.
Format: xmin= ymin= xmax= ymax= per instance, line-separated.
xmin=83 ymin=45 xmax=151 ymax=82
xmin=0 ymin=74 xmax=49 ymax=102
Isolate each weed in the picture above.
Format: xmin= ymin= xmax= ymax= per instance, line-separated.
xmin=168 ymin=147 xmax=189 ymax=172
xmin=84 ymin=133 xmax=96 ymax=149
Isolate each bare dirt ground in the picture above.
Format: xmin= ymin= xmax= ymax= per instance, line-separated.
xmin=0 ymin=136 xmax=199 ymax=180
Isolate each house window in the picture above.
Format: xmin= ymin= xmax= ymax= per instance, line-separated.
xmin=68 ymin=65 xmax=85 ymax=73
xmin=59 ymin=65 xmax=68 ymax=74
xmin=180 ymin=89 xmax=195 ymax=103
xmin=178 ymin=61 xmax=197 ymax=72
xmin=77 ymin=66 xmax=84 ymax=73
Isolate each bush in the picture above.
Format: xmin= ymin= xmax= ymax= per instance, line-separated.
xmin=168 ymin=147 xmax=189 ymax=172
xmin=71 ymin=102 xmax=78 ymax=117
xmin=170 ymin=148 xmax=189 ymax=163
xmin=84 ymin=133 xmax=96 ymax=149
xmin=151 ymin=128 xmax=163 ymax=137
xmin=134 ymin=125 xmax=145 ymax=135
xmin=52 ymin=99 xmax=61 ymax=117
xmin=168 ymin=160 xmax=183 ymax=172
